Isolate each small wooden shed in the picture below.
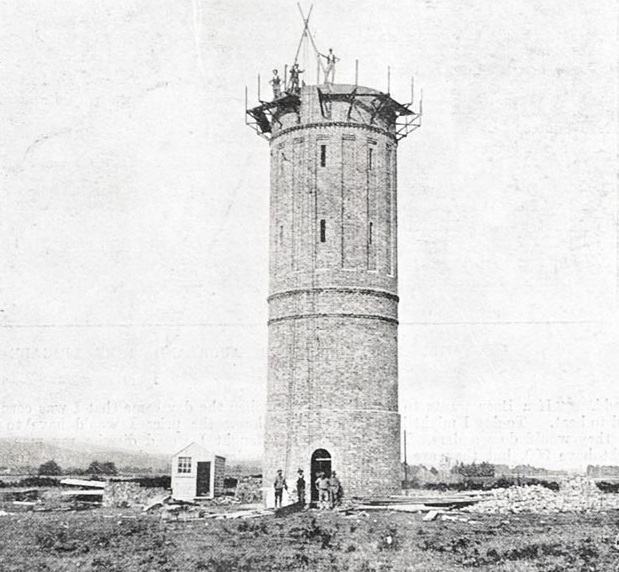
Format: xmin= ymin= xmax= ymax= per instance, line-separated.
xmin=171 ymin=443 xmax=225 ymax=501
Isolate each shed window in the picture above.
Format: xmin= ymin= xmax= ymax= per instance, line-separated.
xmin=320 ymin=219 xmax=326 ymax=242
xmin=178 ymin=456 xmax=192 ymax=474
xmin=320 ymin=145 xmax=327 ymax=167
xmin=368 ymin=148 xmax=374 ymax=170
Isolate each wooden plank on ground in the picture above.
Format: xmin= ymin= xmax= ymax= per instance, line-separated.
xmin=60 ymin=479 xmax=106 ymax=489
xmin=60 ymin=490 xmax=104 ymax=496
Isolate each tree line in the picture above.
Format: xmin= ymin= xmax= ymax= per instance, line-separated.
xmin=37 ymin=459 xmax=118 ymax=476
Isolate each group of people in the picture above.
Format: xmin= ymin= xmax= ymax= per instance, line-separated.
xmin=314 ymin=470 xmax=342 ymax=509
xmin=269 ymin=48 xmax=340 ymax=100
xmin=273 ymin=467 xmax=342 ymax=509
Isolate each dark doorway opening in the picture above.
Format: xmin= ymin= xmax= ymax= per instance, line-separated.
xmin=196 ymin=462 xmax=211 ymax=497
xmin=310 ymin=449 xmax=331 ymax=504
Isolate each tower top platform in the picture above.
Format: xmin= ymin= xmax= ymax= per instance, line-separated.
xmin=246 ymin=83 xmax=421 ymax=142
xmin=245 ymin=6 xmax=422 ymax=142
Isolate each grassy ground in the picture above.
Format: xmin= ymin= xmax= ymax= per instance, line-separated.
xmin=0 ymin=507 xmax=617 ymax=571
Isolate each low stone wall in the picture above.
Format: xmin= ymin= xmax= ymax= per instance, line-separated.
xmin=103 ymin=482 xmax=168 ymax=508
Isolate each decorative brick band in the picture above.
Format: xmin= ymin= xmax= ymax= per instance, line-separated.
xmin=269 ymin=407 xmax=400 ymax=415
xmin=268 ymin=313 xmax=398 ymax=326
xmin=271 ymin=121 xmax=397 ymax=143
xmin=268 ymin=288 xmax=399 ymax=303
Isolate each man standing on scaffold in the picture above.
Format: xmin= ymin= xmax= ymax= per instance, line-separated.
xmin=321 ymin=48 xmax=339 ymax=84
xmin=288 ymin=63 xmax=304 ymax=95
xmin=270 ymin=69 xmax=282 ymax=99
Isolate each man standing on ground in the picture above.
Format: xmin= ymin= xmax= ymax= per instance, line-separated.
xmin=273 ymin=469 xmax=287 ymax=508
xmin=296 ymin=469 xmax=306 ymax=508
xmin=316 ymin=471 xmax=330 ymax=509
xmin=328 ymin=471 xmax=341 ymax=508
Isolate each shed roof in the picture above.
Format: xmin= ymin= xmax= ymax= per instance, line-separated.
xmin=172 ymin=442 xmax=223 ymax=459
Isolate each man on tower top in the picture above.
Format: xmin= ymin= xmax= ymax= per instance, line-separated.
xmin=270 ymin=69 xmax=282 ymax=99
xmin=320 ymin=48 xmax=339 ymax=84
xmin=288 ymin=63 xmax=303 ymax=95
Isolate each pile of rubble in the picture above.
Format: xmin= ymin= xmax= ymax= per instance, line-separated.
xmin=211 ymin=495 xmax=241 ymax=505
xmin=464 ymin=477 xmax=619 ymax=514
xmin=235 ymin=476 xmax=262 ymax=504
xmin=141 ymin=495 xmax=274 ymax=522
xmin=103 ymin=482 xmax=168 ymax=509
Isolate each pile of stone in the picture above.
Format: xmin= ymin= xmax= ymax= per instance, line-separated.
xmin=211 ymin=495 xmax=241 ymax=505
xmin=235 ymin=476 xmax=263 ymax=504
xmin=464 ymin=477 xmax=619 ymax=514
xmin=40 ymin=489 xmax=67 ymax=510
xmin=160 ymin=503 xmax=203 ymax=521
xmin=103 ymin=482 xmax=168 ymax=509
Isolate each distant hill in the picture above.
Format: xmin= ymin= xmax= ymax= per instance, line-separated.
xmin=0 ymin=438 xmax=170 ymax=473
xmin=226 ymin=459 xmax=263 ymax=477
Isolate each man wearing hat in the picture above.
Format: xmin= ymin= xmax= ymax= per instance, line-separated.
xmin=273 ymin=469 xmax=287 ymax=508
xmin=328 ymin=471 xmax=342 ymax=508
xmin=269 ymin=69 xmax=282 ymax=99
xmin=296 ymin=469 xmax=306 ymax=508
xmin=288 ymin=63 xmax=303 ymax=95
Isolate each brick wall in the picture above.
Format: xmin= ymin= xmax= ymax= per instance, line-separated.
xmin=264 ymin=85 xmax=402 ymax=499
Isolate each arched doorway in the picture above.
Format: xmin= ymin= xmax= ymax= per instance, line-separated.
xmin=310 ymin=449 xmax=331 ymax=505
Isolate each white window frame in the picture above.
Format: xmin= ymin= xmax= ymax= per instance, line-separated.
xmin=177 ymin=456 xmax=192 ymax=474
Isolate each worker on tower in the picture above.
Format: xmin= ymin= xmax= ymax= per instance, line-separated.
xmin=288 ymin=63 xmax=303 ymax=95
xmin=320 ymin=48 xmax=339 ymax=84
xmin=270 ymin=69 xmax=282 ymax=99
xmin=273 ymin=469 xmax=287 ymax=508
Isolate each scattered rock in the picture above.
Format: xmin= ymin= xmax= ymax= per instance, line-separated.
xmin=464 ymin=477 xmax=619 ymax=514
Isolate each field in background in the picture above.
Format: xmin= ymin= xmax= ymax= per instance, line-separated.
xmin=0 ymin=507 xmax=617 ymax=571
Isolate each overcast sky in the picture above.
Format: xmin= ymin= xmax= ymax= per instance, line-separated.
xmin=0 ymin=0 xmax=617 ymax=470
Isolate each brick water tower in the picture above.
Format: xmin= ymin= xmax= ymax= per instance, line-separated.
xmin=247 ymin=26 xmax=421 ymax=502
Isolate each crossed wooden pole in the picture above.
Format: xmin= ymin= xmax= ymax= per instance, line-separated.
xmin=293 ymin=4 xmax=326 ymax=79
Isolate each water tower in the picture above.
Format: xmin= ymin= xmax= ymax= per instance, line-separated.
xmin=246 ymin=12 xmax=421 ymax=502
